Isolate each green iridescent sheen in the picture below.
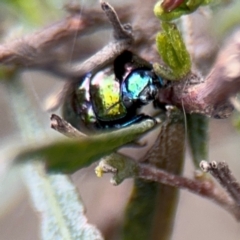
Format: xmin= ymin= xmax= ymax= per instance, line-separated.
xmin=90 ymin=71 xmax=127 ymax=121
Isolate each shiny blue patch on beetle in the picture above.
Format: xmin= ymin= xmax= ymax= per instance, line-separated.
xmin=67 ymin=51 xmax=164 ymax=131
xmin=122 ymin=70 xmax=153 ymax=99
xmin=121 ymin=69 xmax=163 ymax=107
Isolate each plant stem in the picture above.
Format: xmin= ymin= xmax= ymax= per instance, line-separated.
xmin=138 ymin=164 xmax=240 ymax=221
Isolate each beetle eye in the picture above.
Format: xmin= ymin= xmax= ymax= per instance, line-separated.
xmin=122 ymin=95 xmax=133 ymax=108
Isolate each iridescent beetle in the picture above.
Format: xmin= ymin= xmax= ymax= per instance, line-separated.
xmin=63 ymin=51 xmax=163 ymax=132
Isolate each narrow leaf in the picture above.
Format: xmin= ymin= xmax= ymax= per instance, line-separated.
xmin=147 ymin=110 xmax=185 ymax=240
xmin=15 ymin=119 xmax=157 ymax=173
xmin=122 ymin=179 xmax=159 ymax=240
xmin=23 ymin=162 xmax=103 ymax=240
xmin=123 ymin=109 xmax=185 ymax=240
xmin=5 ymin=77 xmax=103 ymax=240
xmin=187 ymin=113 xmax=209 ymax=168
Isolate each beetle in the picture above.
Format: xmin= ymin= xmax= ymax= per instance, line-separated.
xmin=62 ymin=51 xmax=163 ymax=133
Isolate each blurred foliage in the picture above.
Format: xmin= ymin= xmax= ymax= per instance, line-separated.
xmin=0 ymin=0 xmax=65 ymax=41
xmin=5 ymin=73 xmax=106 ymax=240
xmin=211 ymin=0 xmax=240 ymax=39
xmin=23 ymin=162 xmax=104 ymax=240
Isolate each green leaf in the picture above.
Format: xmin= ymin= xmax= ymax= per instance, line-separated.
xmin=156 ymin=22 xmax=191 ymax=79
xmin=22 ymin=162 xmax=103 ymax=240
xmin=147 ymin=109 xmax=185 ymax=240
xmin=187 ymin=113 xmax=209 ymax=168
xmin=5 ymin=73 xmax=103 ymax=240
xmin=15 ymin=119 xmax=157 ymax=173
xmin=122 ymin=179 xmax=159 ymax=240
xmin=123 ymin=109 xmax=185 ymax=240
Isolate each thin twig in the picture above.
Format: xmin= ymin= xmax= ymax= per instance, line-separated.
xmin=138 ymin=163 xmax=240 ymax=220
xmin=200 ymin=161 xmax=240 ymax=206
xmin=50 ymin=114 xmax=87 ymax=138
xmin=50 ymin=113 xmax=240 ymax=220
xmin=1 ymin=1 xmax=240 ymax=119
xmin=46 ymin=1 xmax=134 ymax=110
xmin=100 ymin=0 xmax=132 ymax=40
xmin=66 ymin=1 xmax=133 ymax=78
xmin=67 ymin=39 xmax=132 ymax=78
xmin=0 ymin=9 xmax=106 ymax=67
xmin=0 ymin=2 xmax=134 ymax=79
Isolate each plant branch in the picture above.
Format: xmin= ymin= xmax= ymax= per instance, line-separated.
xmin=50 ymin=114 xmax=87 ymax=138
xmin=2 ymin=1 xmax=240 ymax=119
xmin=45 ymin=1 xmax=135 ymax=110
xmin=62 ymin=1 xmax=133 ymax=79
xmin=50 ymin=112 xmax=240 ymax=221
xmin=0 ymin=2 xmax=134 ymax=79
xmin=0 ymin=9 xmax=106 ymax=68
xmin=158 ymin=29 xmax=240 ymax=118
xmin=200 ymin=161 xmax=240 ymax=206
xmin=137 ymin=163 xmax=240 ymax=221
